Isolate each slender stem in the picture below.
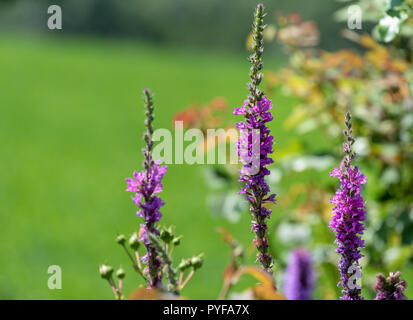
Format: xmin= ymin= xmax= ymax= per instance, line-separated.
xmin=169 ymin=245 xmax=175 ymax=257
xmin=149 ymin=233 xmax=179 ymax=294
xmin=142 ymin=88 xmax=155 ymax=171
xmin=245 ymin=3 xmax=273 ymax=274
xmin=108 ymin=277 xmax=121 ymax=300
xmin=343 ymin=111 xmax=356 ymax=171
xmin=118 ymin=279 xmax=123 ymax=297
xmin=180 ymin=270 xmax=195 ymax=290
xmin=247 ymin=3 xmax=265 ymax=107
xmin=135 ymin=251 xmax=142 ymax=270
xmin=218 ymin=281 xmax=232 ymax=300
xmin=178 ymin=272 xmax=184 ymax=286
xmin=141 ymin=89 xmax=163 ymax=288
xmin=121 ymin=244 xmax=147 ymax=282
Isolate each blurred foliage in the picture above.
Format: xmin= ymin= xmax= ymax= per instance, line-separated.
xmin=335 ymin=0 xmax=413 ymax=43
xmin=172 ymin=97 xmax=228 ymax=134
xmin=217 ymin=228 xmax=286 ymax=300
xmin=0 ymin=0 xmax=345 ymax=51
xmin=128 ymin=287 xmax=181 ymax=300
xmin=173 ymin=98 xmax=247 ymax=223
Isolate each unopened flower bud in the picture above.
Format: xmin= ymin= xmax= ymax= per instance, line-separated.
xmin=160 ymin=227 xmax=174 ymax=244
xmin=116 ymin=234 xmax=126 ymax=245
xmin=172 ymin=236 xmax=182 ymax=246
xmin=116 ymin=268 xmax=126 ymax=279
xmin=129 ymin=232 xmax=140 ymax=251
xmin=99 ymin=264 xmax=113 ymax=280
xmin=191 ymin=254 xmax=204 ymax=270
xmin=178 ymin=259 xmax=191 ymax=271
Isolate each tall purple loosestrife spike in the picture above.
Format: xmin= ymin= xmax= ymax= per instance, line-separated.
xmin=125 ymin=89 xmax=167 ymax=288
xmin=374 ymin=271 xmax=407 ymax=300
xmin=234 ymin=3 xmax=276 ymax=274
xmin=329 ymin=111 xmax=366 ymax=300
xmin=283 ymin=248 xmax=314 ymax=300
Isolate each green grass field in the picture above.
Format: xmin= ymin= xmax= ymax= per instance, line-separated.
xmin=0 ymin=33 xmax=299 ymax=299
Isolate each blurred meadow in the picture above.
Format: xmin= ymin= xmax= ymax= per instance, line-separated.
xmin=0 ymin=33 xmax=290 ymax=299
xmin=1 ymin=0 xmax=412 ymax=300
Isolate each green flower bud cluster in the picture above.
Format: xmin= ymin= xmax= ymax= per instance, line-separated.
xmin=101 ymin=226 xmax=202 ymax=296
xmin=160 ymin=226 xmax=182 ymax=246
xmin=99 ymin=264 xmax=125 ymax=300
xmin=178 ymin=254 xmax=204 ymax=271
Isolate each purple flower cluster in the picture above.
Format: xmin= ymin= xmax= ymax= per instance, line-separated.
xmin=283 ymin=248 xmax=314 ymax=300
xmin=329 ymin=111 xmax=366 ymax=300
xmin=126 ymin=160 xmax=167 ymax=239
xmin=330 ymin=165 xmax=366 ymax=300
xmin=234 ymin=4 xmax=276 ymax=273
xmin=125 ymin=89 xmax=167 ymax=288
xmin=234 ymin=96 xmax=276 ymax=272
xmin=374 ymin=271 xmax=407 ymax=300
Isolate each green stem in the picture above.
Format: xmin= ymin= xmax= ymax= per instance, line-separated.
xmin=148 ymin=233 xmax=179 ymax=295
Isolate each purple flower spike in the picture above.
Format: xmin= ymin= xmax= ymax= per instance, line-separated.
xmin=374 ymin=271 xmax=407 ymax=300
xmin=329 ymin=111 xmax=366 ymax=300
xmin=283 ymin=248 xmax=314 ymax=300
xmin=126 ymin=89 xmax=167 ymax=288
xmin=235 ymin=4 xmax=276 ymax=274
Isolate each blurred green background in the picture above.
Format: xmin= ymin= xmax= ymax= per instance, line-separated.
xmin=1 ymin=0 xmax=412 ymax=299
